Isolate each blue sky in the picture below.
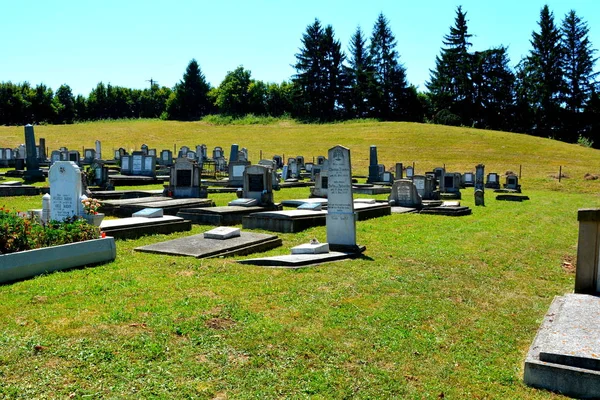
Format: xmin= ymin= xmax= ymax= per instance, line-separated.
xmin=2 ymin=0 xmax=598 ymax=96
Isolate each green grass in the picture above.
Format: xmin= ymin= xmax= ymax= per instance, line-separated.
xmin=1 ymin=120 xmax=600 ymax=398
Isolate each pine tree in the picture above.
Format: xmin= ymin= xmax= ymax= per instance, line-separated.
xmin=345 ymin=26 xmax=375 ymax=118
xmin=293 ymin=19 xmax=345 ymax=121
xmin=561 ymin=10 xmax=598 ymax=139
xmin=524 ymin=5 xmax=564 ymax=137
xmin=166 ymin=59 xmax=211 ymax=121
xmin=427 ymin=6 xmax=473 ymax=125
xmin=369 ymin=13 xmax=407 ymax=120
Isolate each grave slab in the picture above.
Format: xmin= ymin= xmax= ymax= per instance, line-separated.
xmin=524 ymin=294 xmax=600 ymax=398
xmin=102 ymin=197 xmax=214 ymax=217
xmin=99 ymin=215 xmax=191 ymax=240
xmin=390 ymin=206 xmax=418 ymax=214
xmin=176 ymin=204 xmax=282 ymax=226
xmin=243 ymin=209 xmax=327 ymax=233
xmin=90 ymin=189 xmax=164 ymax=200
xmin=0 ymin=185 xmax=40 ymax=197
xmin=419 ymin=206 xmax=472 ymax=216
xmin=238 ymin=250 xmax=365 ymax=268
xmin=135 ymin=231 xmax=281 ymax=259
xmin=496 ymin=194 xmax=530 ymax=202
xmin=352 ymin=185 xmax=391 ymax=195
xmin=108 ymin=175 xmax=165 ymax=186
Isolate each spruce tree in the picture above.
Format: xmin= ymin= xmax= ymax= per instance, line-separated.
xmin=345 ymin=26 xmax=374 ymax=118
xmin=561 ymin=10 xmax=598 ymax=139
xmin=293 ymin=19 xmax=345 ymax=121
xmin=524 ymin=5 xmax=564 ymax=137
xmin=166 ymin=59 xmax=211 ymax=121
xmin=369 ymin=13 xmax=407 ymax=120
xmin=427 ymin=6 xmax=473 ymax=125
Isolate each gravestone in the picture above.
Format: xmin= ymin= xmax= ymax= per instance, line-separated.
xmin=178 ymin=146 xmax=190 ymax=158
xmin=23 ymin=125 xmax=44 ymax=181
xmin=405 ymin=166 xmax=414 ymax=179
xmin=169 ymin=157 xmax=203 ymax=198
xmin=49 ymin=161 xmax=83 ymax=221
xmin=272 ymin=155 xmax=283 ymax=169
xmin=83 ymin=149 xmax=95 ymax=163
xmin=95 ymin=140 xmax=101 ymax=160
xmin=199 ymin=144 xmax=208 ymax=161
xmin=159 ymin=149 xmax=173 ymax=166
xmin=305 ymin=162 xmax=313 ymax=174
xmin=228 ymin=161 xmax=250 ymax=187
xmin=50 ymin=150 xmax=61 ymax=165
xmin=121 ymin=152 xmax=156 ymax=177
xmin=38 ymin=138 xmax=46 ymax=162
xmin=288 ymin=158 xmax=299 ymax=179
xmin=485 ymin=173 xmax=500 ymax=189
xmin=141 ymin=144 xmax=149 ymax=155
xmin=316 ymin=156 xmax=326 ymax=165
xmin=389 ymin=179 xmax=421 ymax=208
xmin=68 ymin=150 xmax=80 ymax=165
xmin=148 ymin=148 xmax=156 ymax=157
xmin=89 ymin=161 xmax=110 ymax=188
xmin=295 ymin=156 xmax=305 ymax=170
xmin=395 ymin=163 xmax=403 ymax=180
xmin=504 ymin=174 xmax=521 ymax=192
xmin=434 ymin=167 xmax=446 ymax=192
xmin=242 ymin=165 xmax=273 ymax=206
xmin=412 ymin=175 xmax=436 ymax=200
xmin=0 ymin=149 xmax=7 ymax=167
xmin=382 ymin=171 xmax=394 ymax=184
xmin=310 ymin=170 xmax=329 ymax=198
xmin=230 ymin=144 xmax=239 ymax=163
xmin=213 ymin=146 xmax=223 ymax=159
xmin=462 ymin=172 xmax=475 ymax=187
xmin=281 ymin=165 xmax=289 ymax=180
xmin=367 ymin=145 xmax=379 ymax=183
xmin=475 ymin=164 xmax=485 ymax=206
xmin=186 ymin=151 xmax=196 ymax=160
xmin=327 ymin=145 xmax=361 ymax=253
xmin=240 ymin=148 xmax=248 ymax=162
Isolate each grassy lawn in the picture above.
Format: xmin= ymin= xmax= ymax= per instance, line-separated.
xmin=1 ymin=120 xmax=599 ymax=398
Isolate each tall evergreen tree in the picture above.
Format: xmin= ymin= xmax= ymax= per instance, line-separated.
xmin=293 ymin=19 xmax=345 ymax=121
xmin=165 ymin=59 xmax=211 ymax=120
xmin=427 ymin=6 xmax=474 ymax=125
xmin=523 ymin=5 xmax=564 ymax=137
xmin=471 ymin=47 xmax=515 ymax=130
xmin=369 ymin=13 xmax=407 ymax=120
xmin=344 ymin=26 xmax=375 ymax=118
xmin=561 ymin=10 xmax=598 ymax=139
xmin=54 ymin=84 xmax=75 ymax=124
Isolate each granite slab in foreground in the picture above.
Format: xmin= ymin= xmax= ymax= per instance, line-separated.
xmin=524 ymin=294 xmax=600 ymax=398
xmin=238 ymin=251 xmax=364 ymax=268
xmin=135 ymin=231 xmax=281 ymax=259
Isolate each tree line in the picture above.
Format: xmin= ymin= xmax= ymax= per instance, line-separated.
xmin=0 ymin=5 xmax=598 ymax=146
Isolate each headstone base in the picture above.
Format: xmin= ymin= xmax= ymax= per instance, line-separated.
xmin=328 ymin=244 xmax=366 ymax=254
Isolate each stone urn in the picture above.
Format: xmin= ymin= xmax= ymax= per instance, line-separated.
xmin=84 ymin=213 xmax=105 ymax=227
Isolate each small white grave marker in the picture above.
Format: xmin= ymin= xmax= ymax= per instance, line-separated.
xmin=204 ymin=227 xmax=241 ymax=240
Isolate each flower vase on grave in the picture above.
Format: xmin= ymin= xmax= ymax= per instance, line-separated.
xmin=83 ymin=213 xmax=104 ymax=227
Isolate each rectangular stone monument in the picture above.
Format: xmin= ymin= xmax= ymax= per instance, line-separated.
xmin=49 ymin=161 xmax=83 ymax=221
xmin=389 ymin=179 xmax=421 ymax=208
xmin=242 ymin=165 xmax=273 ymax=206
xmin=395 ymin=163 xmax=403 ymax=180
xmin=310 ymin=170 xmax=329 ymax=198
xmin=178 ymin=146 xmax=190 ymax=158
xmin=405 ymin=166 xmax=414 ymax=179
xmin=288 ymin=158 xmax=299 ymax=179
xmin=83 ymin=149 xmax=95 ymax=163
xmin=68 ymin=150 xmax=80 ymax=165
xmin=485 ymin=173 xmax=500 ymax=189
xmin=95 ymin=140 xmax=101 ymax=160
xmin=327 ymin=145 xmax=362 ymax=253
xmin=272 ymin=155 xmax=283 ymax=169
xmin=23 ymin=125 xmax=44 ymax=181
xmin=160 ymin=149 xmax=173 ymax=166
xmin=38 ymin=138 xmax=46 ymax=162
xmin=367 ymin=145 xmax=379 ymax=183
xmin=462 ymin=172 xmax=475 ymax=187
xmin=230 ymin=144 xmax=239 ymax=163
xmin=169 ymin=157 xmax=202 ymax=198
xmin=228 ymin=161 xmax=250 ymax=187
xmin=412 ymin=175 xmax=436 ymax=200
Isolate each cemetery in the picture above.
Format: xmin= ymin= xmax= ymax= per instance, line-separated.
xmin=1 ymin=120 xmax=600 ymax=398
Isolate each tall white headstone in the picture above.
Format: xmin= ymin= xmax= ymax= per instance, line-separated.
xmin=326 ymin=145 xmax=361 ymax=252
xmin=49 ymin=161 xmax=83 ymax=221
xmin=95 ymin=140 xmax=102 ymax=160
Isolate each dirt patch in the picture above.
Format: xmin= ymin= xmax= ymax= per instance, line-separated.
xmin=562 ymin=255 xmax=576 ymax=274
xmin=205 ymin=317 xmax=235 ymax=330
xmin=584 ymin=173 xmax=599 ymax=180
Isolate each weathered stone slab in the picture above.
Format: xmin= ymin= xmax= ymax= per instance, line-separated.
xmin=135 ymin=231 xmax=281 ymax=259
xmin=390 ymin=206 xmax=418 ymax=214
xmin=243 ymin=210 xmax=327 ymax=233
xmin=496 ymin=194 xmax=530 ymax=202
xmin=238 ymin=250 xmax=364 ymax=268
xmin=298 ymin=202 xmax=323 ymax=211
xmin=524 ymin=294 xmax=600 ymax=398
xmin=108 ymin=175 xmax=164 ymax=186
xmin=419 ymin=206 xmax=472 ymax=216
xmin=176 ymin=205 xmax=281 ymax=226
xmin=352 ymin=185 xmax=391 ymax=195
xmin=103 ymin=197 xmax=214 ymax=217
xmin=99 ymin=215 xmax=191 ymax=240
xmin=204 ymin=226 xmax=241 ymax=240
xmin=0 ymin=185 xmax=40 ymax=197
xmin=228 ymin=198 xmax=258 ymax=207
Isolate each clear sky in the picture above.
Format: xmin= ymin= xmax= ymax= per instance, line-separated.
xmin=2 ymin=0 xmax=598 ymax=96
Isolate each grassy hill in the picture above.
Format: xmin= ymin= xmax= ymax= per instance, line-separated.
xmin=1 ymin=120 xmax=600 ymax=398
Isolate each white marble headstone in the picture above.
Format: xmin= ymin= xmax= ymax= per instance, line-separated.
xmin=49 ymin=161 xmax=83 ymax=221
xmin=326 ymin=145 xmax=356 ymax=248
